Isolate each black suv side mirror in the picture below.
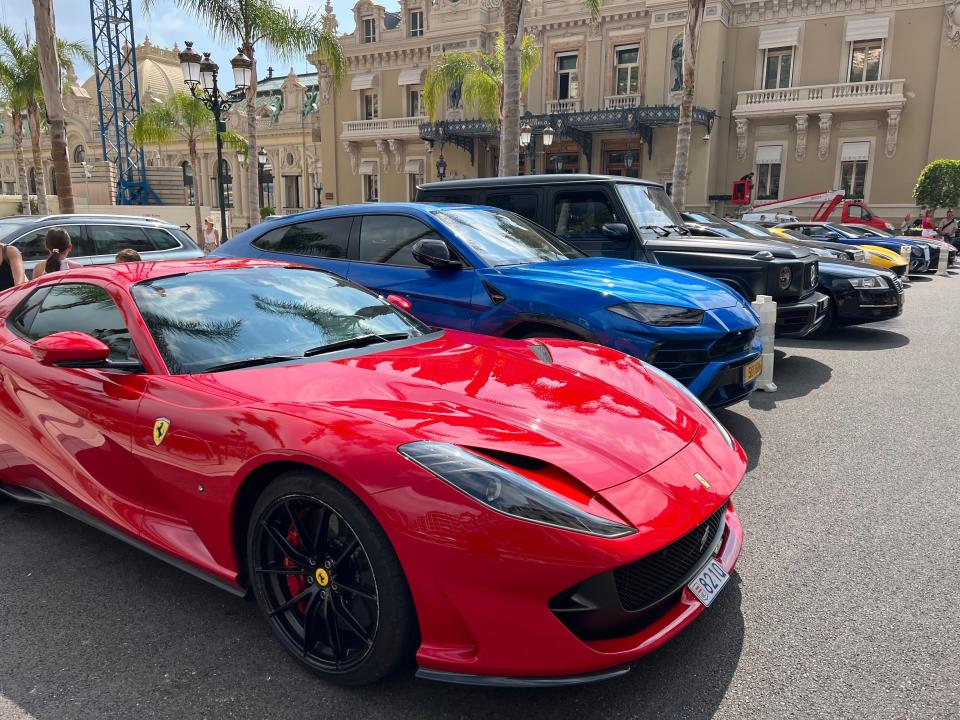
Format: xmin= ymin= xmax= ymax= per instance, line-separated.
xmin=412 ymin=238 xmax=462 ymax=270
xmin=601 ymin=222 xmax=630 ymax=239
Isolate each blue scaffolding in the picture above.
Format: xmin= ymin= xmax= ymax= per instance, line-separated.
xmin=89 ymin=0 xmax=160 ymax=205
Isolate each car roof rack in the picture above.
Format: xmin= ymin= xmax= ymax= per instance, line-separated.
xmin=41 ymin=213 xmax=168 ymax=223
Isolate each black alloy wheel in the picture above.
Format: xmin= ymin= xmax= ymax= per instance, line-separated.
xmin=247 ymin=471 xmax=416 ymax=685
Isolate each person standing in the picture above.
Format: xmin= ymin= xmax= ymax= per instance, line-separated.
xmin=32 ymin=228 xmax=82 ymax=280
xmin=938 ymin=210 xmax=958 ymax=249
xmin=900 ymin=212 xmax=913 ymax=234
xmin=922 ymin=209 xmax=935 ymax=231
xmin=202 ymin=216 xmax=221 ymax=254
xmin=0 ymin=240 xmax=27 ymax=291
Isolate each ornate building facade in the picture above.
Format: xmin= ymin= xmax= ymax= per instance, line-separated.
xmin=0 ymin=0 xmax=957 ymax=229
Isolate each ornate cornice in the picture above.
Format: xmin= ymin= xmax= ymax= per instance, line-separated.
xmin=731 ymin=0 xmax=948 ymax=26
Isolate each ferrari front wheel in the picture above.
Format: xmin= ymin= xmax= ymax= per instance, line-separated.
xmin=246 ymin=470 xmax=416 ymax=685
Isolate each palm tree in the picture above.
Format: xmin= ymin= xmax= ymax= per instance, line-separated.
xmin=132 ymin=92 xmax=248 ymax=243
xmin=424 ymin=33 xmax=540 ymax=126
xmin=152 ymin=0 xmax=346 ymax=230
xmin=0 ymin=26 xmax=90 ymax=216
xmin=670 ymin=0 xmax=706 ymax=210
xmin=0 ymin=97 xmax=30 ymax=214
xmin=32 ymin=0 xmax=76 ymax=213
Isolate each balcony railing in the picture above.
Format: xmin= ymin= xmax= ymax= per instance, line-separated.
xmin=604 ymin=94 xmax=642 ymax=109
xmin=342 ymin=115 xmax=428 ymax=138
xmin=546 ymin=98 xmax=582 ymax=114
xmin=734 ymin=79 xmax=906 ymax=117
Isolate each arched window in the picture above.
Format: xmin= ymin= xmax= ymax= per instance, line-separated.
xmin=670 ymin=36 xmax=684 ymax=93
xmin=216 ymin=159 xmax=234 ymax=208
xmin=27 ymin=167 xmax=36 ymax=195
xmin=181 ymin=161 xmax=195 ymax=205
xmin=73 ymin=145 xmax=86 ymax=164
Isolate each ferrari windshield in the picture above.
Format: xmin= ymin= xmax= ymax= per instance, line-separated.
xmin=841 ymin=224 xmax=891 ymax=237
xmin=132 ymin=267 xmax=430 ymax=374
xmin=432 ymin=208 xmax=584 ymax=267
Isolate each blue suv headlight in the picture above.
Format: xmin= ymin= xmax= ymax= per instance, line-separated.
xmin=608 ymin=302 xmax=704 ymax=326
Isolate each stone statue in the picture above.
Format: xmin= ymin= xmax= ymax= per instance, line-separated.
xmin=670 ymin=36 xmax=683 ymax=93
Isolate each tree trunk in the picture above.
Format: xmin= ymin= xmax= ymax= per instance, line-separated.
xmin=499 ymin=0 xmax=524 ymax=177
xmin=32 ymin=0 xmax=74 ymax=213
xmin=670 ymin=0 xmax=705 ymax=211
xmin=189 ymin=141 xmax=203 ymax=245
xmin=11 ymin=112 xmax=30 ymax=215
xmin=26 ymin=101 xmax=49 ymax=215
xmin=244 ymin=45 xmax=259 ymax=230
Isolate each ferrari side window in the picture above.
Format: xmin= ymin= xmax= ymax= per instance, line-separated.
xmin=9 ymin=287 xmax=51 ymax=338
xmin=29 ymin=284 xmax=133 ymax=361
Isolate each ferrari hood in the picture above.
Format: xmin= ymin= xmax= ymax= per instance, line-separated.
xmin=226 ymin=332 xmax=703 ymax=491
xmin=491 ymin=257 xmax=743 ymax=310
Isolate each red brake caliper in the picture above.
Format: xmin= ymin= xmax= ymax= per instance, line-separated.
xmin=284 ymin=525 xmax=310 ymax=613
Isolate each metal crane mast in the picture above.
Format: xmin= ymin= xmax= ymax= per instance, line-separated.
xmin=89 ymin=0 xmax=160 ymax=204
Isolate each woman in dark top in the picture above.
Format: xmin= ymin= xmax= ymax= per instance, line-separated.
xmin=0 ymin=241 xmax=26 ymax=291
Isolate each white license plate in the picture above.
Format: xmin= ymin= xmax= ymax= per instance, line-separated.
xmin=687 ymin=558 xmax=729 ymax=607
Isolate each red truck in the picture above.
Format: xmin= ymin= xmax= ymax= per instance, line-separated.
xmin=743 ymin=190 xmax=896 ymax=232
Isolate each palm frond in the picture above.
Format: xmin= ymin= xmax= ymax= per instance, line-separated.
xmin=424 ymin=51 xmax=477 ymax=121
xmin=581 ymin=0 xmax=603 ymax=22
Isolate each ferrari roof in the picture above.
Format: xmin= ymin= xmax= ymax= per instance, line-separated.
xmin=37 ymin=258 xmax=296 ymax=287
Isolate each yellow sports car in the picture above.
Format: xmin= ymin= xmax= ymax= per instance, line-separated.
xmin=770 ymin=227 xmax=908 ymax=276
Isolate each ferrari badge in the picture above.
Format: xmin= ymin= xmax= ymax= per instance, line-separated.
xmin=153 ymin=418 xmax=171 ymax=446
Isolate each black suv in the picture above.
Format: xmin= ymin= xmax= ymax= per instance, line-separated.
xmin=417 ymin=175 xmax=827 ymax=336
xmin=0 ymin=214 xmax=204 ymax=273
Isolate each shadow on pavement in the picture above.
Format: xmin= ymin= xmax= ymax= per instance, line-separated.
xmin=777 ymin=325 xmax=909 ymax=352
xmin=0 ymin=502 xmax=747 ymax=720
xmin=746 ymin=349 xmax=832 ymax=411
xmin=906 ymin=275 xmax=933 ymax=282
xmin=715 ymin=408 xmax=762 ymax=472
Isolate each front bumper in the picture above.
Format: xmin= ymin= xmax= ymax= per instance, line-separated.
xmin=835 ymin=284 xmax=904 ymax=325
xmin=774 ymin=291 xmax=830 ymax=337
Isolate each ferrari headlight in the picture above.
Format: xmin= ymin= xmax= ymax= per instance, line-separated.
xmin=849 ymin=276 xmax=888 ymax=289
xmin=398 ymin=442 xmax=636 ymax=538
xmin=608 ymin=302 xmax=704 ymax=326
xmin=643 ymin=363 xmax=736 ymax=449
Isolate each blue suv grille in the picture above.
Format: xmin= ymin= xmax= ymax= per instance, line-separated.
xmin=647 ymin=329 xmax=757 ymax=386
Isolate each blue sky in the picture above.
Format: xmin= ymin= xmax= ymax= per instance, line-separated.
xmin=0 ymin=0 xmax=397 ymax=82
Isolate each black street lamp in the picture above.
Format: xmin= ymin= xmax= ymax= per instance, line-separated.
xmin=178 ymin=41 xmax=252 ymax=242
xmin=519 ymin=123 xmax=535 ymax=175
xmin=435 ymin=125 xmax=447 ymax=181
xmin=257 ymin=147 xmax=274 ymax=208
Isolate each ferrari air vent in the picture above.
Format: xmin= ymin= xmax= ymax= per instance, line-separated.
xmin=529 ymin=343 xmax=553 ymax=365
xmin=482 ymin=281 xmax=506 ymax=305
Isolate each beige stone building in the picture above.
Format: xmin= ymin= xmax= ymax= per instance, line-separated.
xmin=0 ymin=0 xmax=957 ymax=230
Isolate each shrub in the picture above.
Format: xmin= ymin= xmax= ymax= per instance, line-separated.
xmin=913 ymin=159 xmax=960 ymax=212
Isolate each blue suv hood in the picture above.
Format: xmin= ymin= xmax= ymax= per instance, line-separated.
xmin=492 ymin=257 xmax=742 ymax=310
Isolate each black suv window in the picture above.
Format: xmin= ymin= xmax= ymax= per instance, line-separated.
xmin=485 ymin=193 xmax=538 ymax=222
xmin=553 ymin=190 xmax=620 ymax=238
xmin=253 ymin=217 xmax=352 ymax=258
xmin=358 ymin=215 xmax=434 ymax=267
xmin=88 ymin=225 xmax=155 ymax=255
xmin=20 ymin=283 xmax=132 ymax=360
xmin=12 ymin=226 xmax=83 ymax=262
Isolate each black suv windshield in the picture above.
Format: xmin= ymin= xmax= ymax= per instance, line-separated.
xmin=615 ymin=183 xmax=685 ymax=230
xmin=132 ymin=267 xmax=430 ymax=374
xmin=432 ymin=207 xmax=584 ymax=266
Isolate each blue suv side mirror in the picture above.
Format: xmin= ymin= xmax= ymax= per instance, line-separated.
xmin=412 ymin=238 xmax=463 ymax=271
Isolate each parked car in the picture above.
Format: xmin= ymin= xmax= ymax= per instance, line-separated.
xmin=416 ymin=175 xmax=827 ymax=338
xmin=836 ymin=223 xmax=958 ymax=268
xmin=681 ymin=212 xmax=865 ymax=262
xmin=681 ymin=213 xmax=904 ymax=336
xmin=739 ymin=211 xmax=799 ymax=225
xmin=0 ymin=214 xmax=204 ymax=272
xmin=776 ymin=221 xmax=934 ymax=273
xmin=770 ymin=226 xmax=908 ymax=277
xmin=216 ymin=203 xmax=764 ymax=408
xmin=0 ymin=259 xmax=747 ymax=686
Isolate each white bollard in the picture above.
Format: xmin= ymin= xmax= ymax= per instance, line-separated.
xmin=937 ymin=243 xmax=949 ymax=276
xmin=899 ymin=245 xmax=913 ymax=281
xmin=751 ymin=294 xmax=778 ymax=393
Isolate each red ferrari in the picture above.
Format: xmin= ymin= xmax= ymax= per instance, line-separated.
xmin=0 ymin=259 xmax=745 ymax=686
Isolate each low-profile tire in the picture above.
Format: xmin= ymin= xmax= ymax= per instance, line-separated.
xmin=246 ymin=469 xmax=417 ymax=686
xmin=805 ymin=299 xmax=835 ymax=339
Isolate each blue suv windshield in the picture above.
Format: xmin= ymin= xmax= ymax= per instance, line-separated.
xmin=432 ymin=208 xmax=584 ymax=267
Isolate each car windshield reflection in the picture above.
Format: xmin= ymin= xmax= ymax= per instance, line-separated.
xmin=131 ymin=267 xmax=431 ymax=374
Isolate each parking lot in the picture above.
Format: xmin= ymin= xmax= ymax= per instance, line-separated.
xmin=1 ymin=272 xmax=957 ymax=720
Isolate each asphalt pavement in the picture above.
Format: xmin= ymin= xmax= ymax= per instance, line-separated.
xmin=1 ymin=272 xmax=958 ymax=720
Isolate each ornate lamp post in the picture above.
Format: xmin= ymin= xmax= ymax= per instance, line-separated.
xmin=520 ymin=123 xmax=534 ymax=175
xmin=257 ymin=147 xmax=274 ymax=209
xmin=624 ymin=151 xmax=635 ymax=176
xmin=178 ymin=41 xmax=252 ymax=242
xmin=435 ymin=125 xmax=447 ymax=181
xmin=542 ymin=125 xmax=555 ymax=174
